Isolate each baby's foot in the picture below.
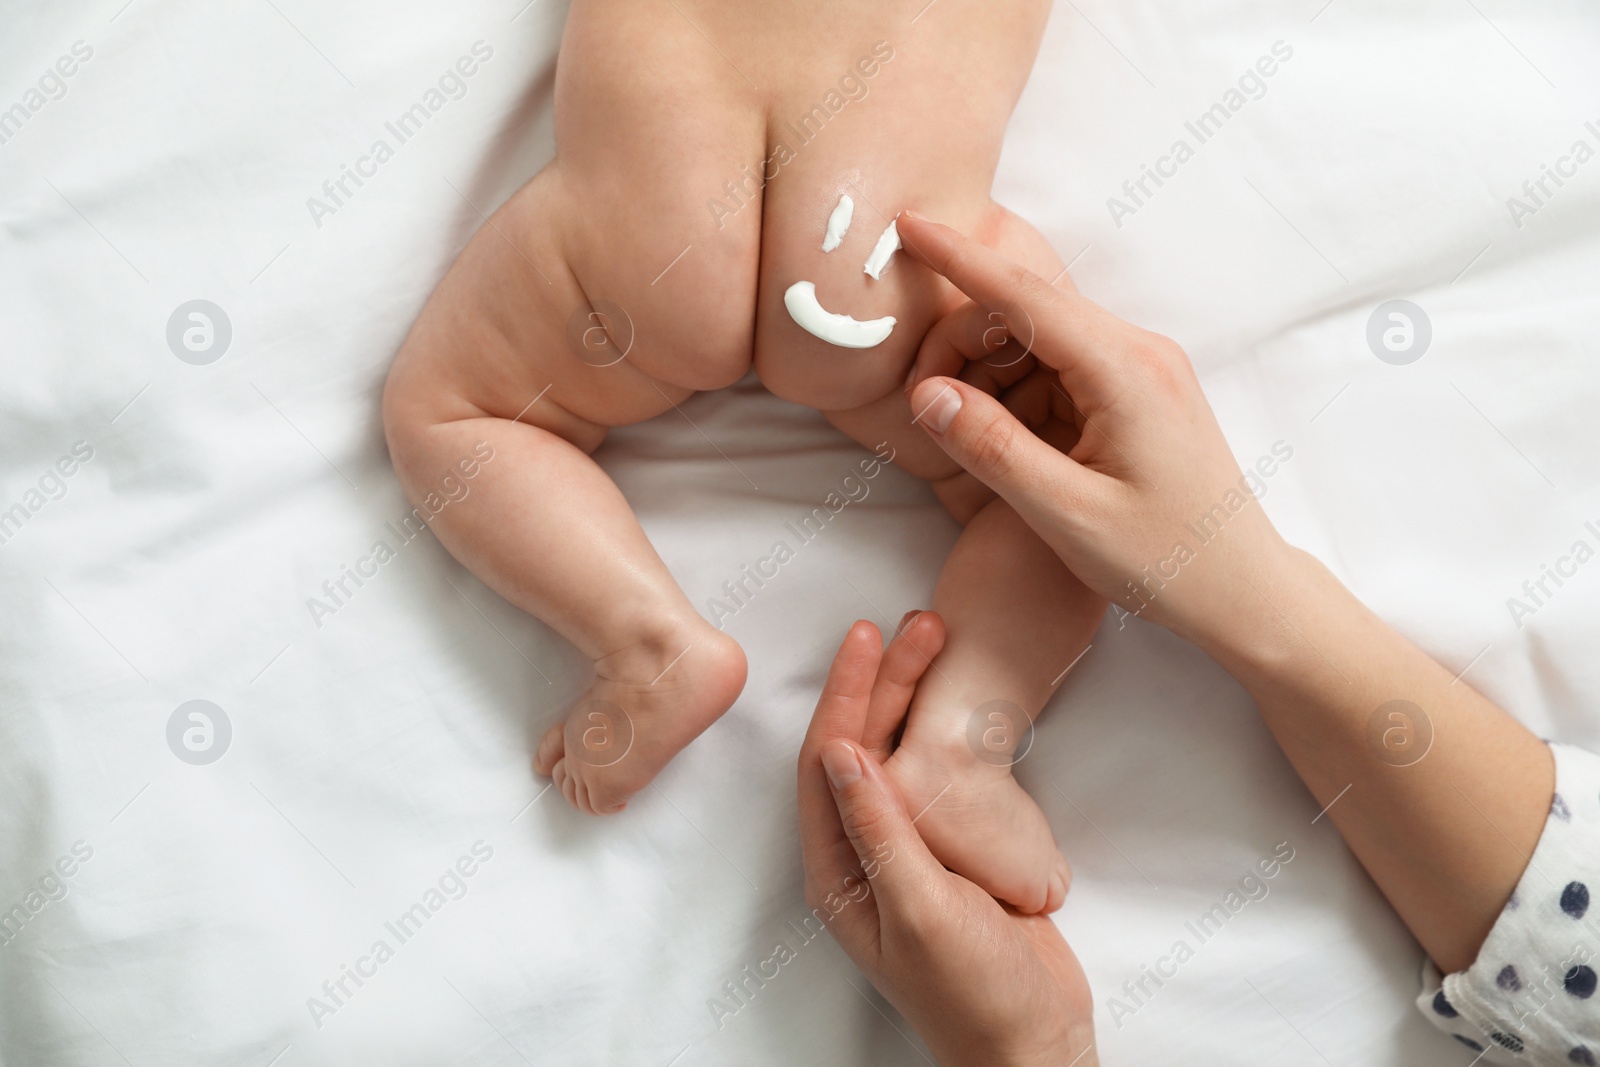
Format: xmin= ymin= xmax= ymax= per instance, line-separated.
xmin=886 ymin=699 xmax=1070 ymax=915
xmin=534 ymin=621 xmax=746 ymax=814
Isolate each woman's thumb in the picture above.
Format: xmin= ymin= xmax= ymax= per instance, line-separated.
xmin=820 ymin=741 xmax=938 ymax=906
xmin=910 ymin=377 xmax=1082 ymax=504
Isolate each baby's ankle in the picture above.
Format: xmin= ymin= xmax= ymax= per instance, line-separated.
xmin=593 ymin=612 xmax=723 ymax=684
xmin=907 ymin=688 xmax=1040 ymax=769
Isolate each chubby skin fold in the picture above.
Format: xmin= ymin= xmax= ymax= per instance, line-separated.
xmin=383 ymin=0 xmax=1093 ymax=913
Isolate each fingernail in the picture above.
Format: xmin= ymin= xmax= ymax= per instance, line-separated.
xmin=895 ymin=610 xmax=919 ymax=634
xmin=901 ymin=209 xmax=924 ymax=222
xmin=914 ymin=384 xmax=961 ymax=434
xmin=822 ymin=741 xmax=863 ymax=790
xmin=904 ymin=364 xmax=917 ymax=389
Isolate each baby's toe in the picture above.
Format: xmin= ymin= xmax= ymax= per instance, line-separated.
xmin=555 ymin=758 xmax=579 ymax=809
xmin=1000 ymin=816 xmax=1071 ymax=915
xmin=534 ymin=721 xmax=565 ymax=777
xmin=577 ymin=767 xmax=633 ymax=815
xmin=998 ymin=844 xmax=1063 ymax=916
xmin=1045 ymin=855 xmax=1072 ymax=914
xmin=549 ymin=742 xmax=634 ymax=815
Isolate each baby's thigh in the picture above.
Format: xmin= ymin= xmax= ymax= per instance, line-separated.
xmin=752 ymin=0 xmax=1053 ymax=412
xmin=554 ymin=0 xmax=768 ymax=392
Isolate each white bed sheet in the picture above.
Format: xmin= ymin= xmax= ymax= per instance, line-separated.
xmin=3 ymin=0 xmax=1599 ymax=1064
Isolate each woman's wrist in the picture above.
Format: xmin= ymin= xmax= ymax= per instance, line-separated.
xmin=925 ymin=987 xmax=1095 ymax=1067
xmin=1163 ymin=533 xmax=1336 ymax=682
xmin=941 ymin=1027 xmax=1097 ymax=1067
xmin=1010 ymin=1028 xmax=1098 ymax=1067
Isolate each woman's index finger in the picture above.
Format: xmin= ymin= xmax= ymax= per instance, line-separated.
xmin=898 ymin=212 xmax=1120 ymax=387
xmin=899 ymin=212 xmax=1053 ymax=307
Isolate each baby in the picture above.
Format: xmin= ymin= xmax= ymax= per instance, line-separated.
xmin=384 ymin=0 xmax=1103 ymax=914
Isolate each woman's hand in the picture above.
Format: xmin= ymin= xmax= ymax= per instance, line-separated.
xmin=894 ymin=212 xmax=1552 ymax=978
xmin=897 ymin=211 xmax=1292 ymax=653
xmin=798 ymin=613 xmax=1097 ymax=1067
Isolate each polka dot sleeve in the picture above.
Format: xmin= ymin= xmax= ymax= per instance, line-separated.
xmin=1416 ymin=742 xmax=1600 ymax=1065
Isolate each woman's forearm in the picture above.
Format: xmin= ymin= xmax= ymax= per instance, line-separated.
xmin=1200 ymin=543 xmax=1554 ymax=974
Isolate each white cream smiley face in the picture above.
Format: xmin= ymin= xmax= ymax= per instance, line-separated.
xmin=784 ymin=193 xmax=902 ymax=349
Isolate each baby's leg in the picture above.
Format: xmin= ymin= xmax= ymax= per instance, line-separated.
xmin=826 ymin=373 xmax=1102 ymax=910
xmin=384 ymin=256 xmax=751 ymax=817
xmin=384 ymin=0 xmax=770 ymax=813
xmin=398 ymin=416 xmax=745 ymax=816
xmin=829 ymin=391 xmax=1101 ymax=913
xmin=812 ymin=201 xmax=1098 ymax=910
xmin=889 ymin=503 xmax=1103 ymax=914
